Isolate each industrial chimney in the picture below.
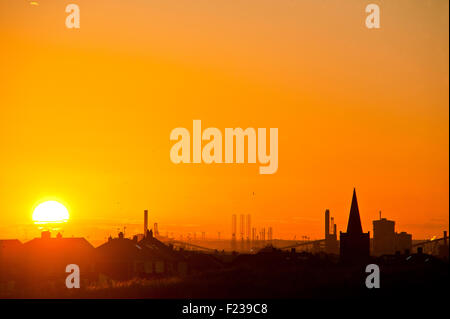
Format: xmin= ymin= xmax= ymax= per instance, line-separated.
xmin=144 ymin=210 xmax=148 ymax=237
xmin=325 ymin=209 xmax=330 ymax=237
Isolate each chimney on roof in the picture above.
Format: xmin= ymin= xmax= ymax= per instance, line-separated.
xmin=144 ymin=210 xmax=148 ymax=237
xmin=56 ymin=232 xmax=62 ymax=239
xmin=41 ymin=231 xmax=51 ymax=239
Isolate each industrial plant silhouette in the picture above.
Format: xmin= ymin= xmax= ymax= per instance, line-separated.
xmin=0 ymin=189 xmax=448 ymax=298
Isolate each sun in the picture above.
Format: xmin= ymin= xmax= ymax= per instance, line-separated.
xmin=32 ymin=201 xmax=69 ymax=224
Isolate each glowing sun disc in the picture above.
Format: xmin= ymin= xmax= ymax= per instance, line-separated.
xmin=32 ymin=201 xmax=69 ymax=224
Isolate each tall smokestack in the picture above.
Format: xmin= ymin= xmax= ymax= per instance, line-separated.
xmin=240 ymin=214 xmax=245 ymax=240
xmin=232 ymin=214 xmax=237 ymax=241
xmin=246 ymin=214 xmax=251 ymax=240
xmin=334 ymin=223 xmax=337 ymax=236
xmin=144 ymin=210 xmax=148 ymax=237
xmin=325 ymin=209 xmax=330 ymax=237
xmin=444 ymin=231 xmax=448 ymax=246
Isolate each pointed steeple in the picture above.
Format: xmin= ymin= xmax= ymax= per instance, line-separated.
xmin=346 ymin=188 xmax=363 ymax=234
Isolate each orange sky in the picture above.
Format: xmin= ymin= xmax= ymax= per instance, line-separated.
xmin=0 ymin=0 xmax=448 ymax=244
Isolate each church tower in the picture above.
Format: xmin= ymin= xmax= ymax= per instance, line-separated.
xmin=340 ymin=189 xmax=370 ymax=262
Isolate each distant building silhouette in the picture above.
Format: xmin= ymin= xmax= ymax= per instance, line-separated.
xmin=373 ymin=212 xmax=412 ymax=256
xmin=246 ymin=214 xmax=251 ymax=241
xmin=97 ymin=229 xmax=187 ymax=280
xmin=373 ymin=214 xmax=396 ymax=255
xmin=340 ymin=189 xmax=370 ymax=262
xmin=438 ymin=231 xmax=448 ymax=259
xmin=240 ymin=214 xmax=245 ymax=241
xmin=0 ymin=239 xmax=23 ymax=283
xmin=21 ymin=231 xmax=95 ymax=282
xmin=144 ymin=210 xmax=148 ymax=235
xmin=0 ymin=239 xmax=22 ymax=253
xmin=395 ymin=231 xmax=412 ymax=254
xmin=324 ymin=209 xmax=338 ymax=254
xmin=231 ymin=214 xmax=237 ymax=250
xmin=139 ymin=229 xmax=187 ymax=276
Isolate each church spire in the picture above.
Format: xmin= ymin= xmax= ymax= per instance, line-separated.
xmin=346 ymin=188 xmax=363 ymax=234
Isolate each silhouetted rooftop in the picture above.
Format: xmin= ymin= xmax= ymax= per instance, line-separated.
xmin=0 ymin=239 xmax=22 ymax=249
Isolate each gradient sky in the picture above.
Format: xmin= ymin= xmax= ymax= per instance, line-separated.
xmin=0 ymin=0 xmax=448 ymax=244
